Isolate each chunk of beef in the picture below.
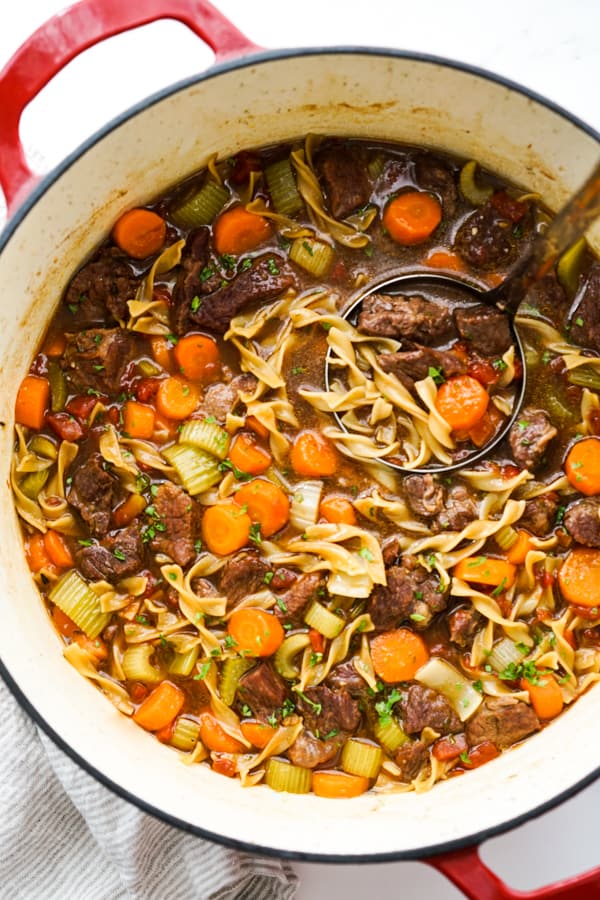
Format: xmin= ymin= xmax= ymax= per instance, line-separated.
xmin=414 ymin=153 xmax=457 ymax=216
xmin=465 ymin=697 xmax=540 ymax=750
xmin=64 ymin=247 xmax=140 ymax=328
xmin=509 ymin=408 xmax=557 ymax=470
xmin=404 ymin=474 xmax=445 ymax=518
xmin=358 ymin=294 xmax=455 ymax=344
xmin=437 ymin=483 xmax=478 ymax=531
xmin=68 ymin=454 xmax=116 ymax=538
xmin=524 ymin=274 xmax=568 ymax=324
xmin=377 ymin=346 xmax=466 ymax=388
xmin=453 ymin=203 xmax=516 ymax=271
xmin=400 ymin=684 xmax=462 ymax=736
xmin=316 ymin=145 xmax=371 ymax=219
xmin=569 ymin=263 xmax=600 ymax=352
xmin=76 ymin=523 xmax=144 ymax=582
xmin=447 ymin=605 xmax=483 ymax=648
xmin=369 ymin=556 xmax=449 ymax=631
xmin=454 ymin=305 xmax=512 ymax=357
xmin=382 ymin=535 xmax=403 ymax=566
xmin=237 ymin=662 xmax=288 ymax=722
xmin=270 ymin=567 xmax=298 ymax=592
xmin=327 ymin=661 xmax=367 ymax=698
xmin=198 ymin=373 xmax=258 ymax=422
xmin=171 ymin=227 xmax=213 ymax=334
xmin=296 ymin=685 xmax=361 ymax=735
xmin=62 ymin=328 xmax=136 ymax=395
xmin=149 ymin=482 xmax=199 ymax=567
xmin=564 ymin=498 xmax=600 ymax=548
xmin=276 ymin=572 xmax=324 ymax=622
xmin=394 ymin=739 xmax=429 ymax=782
xmin=188 ymin=254 xmax=296 ymax=334
xmin=519 ymin=494 xmax=559 ymax=536
xmin=219 ymin=553 xmax=270 ymax=605
xmin=288 ymin=731 xmax=342 ymax=769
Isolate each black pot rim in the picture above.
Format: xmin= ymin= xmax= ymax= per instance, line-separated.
xmin=1 ymin=44 xmax=599 ymax=865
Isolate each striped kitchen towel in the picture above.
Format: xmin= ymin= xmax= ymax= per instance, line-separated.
xmin=0 ymin=679 xmax=298 ymax=900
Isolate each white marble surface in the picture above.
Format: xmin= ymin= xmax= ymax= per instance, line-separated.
xmin=1 ymin=1 xmax=599 ymax=896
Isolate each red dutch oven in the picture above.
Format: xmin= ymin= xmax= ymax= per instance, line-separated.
xmin=1 ymin=3 xmax=599 ymax=898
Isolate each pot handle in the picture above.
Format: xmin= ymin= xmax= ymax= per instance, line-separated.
xmin=426 ymin=844 xmax=600 ymax=899
xmin=0 ymin=0 xmax=260 ymax=213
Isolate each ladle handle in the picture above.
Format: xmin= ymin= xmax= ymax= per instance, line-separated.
xmin=502 ymin=157 xmax=600 ymax=311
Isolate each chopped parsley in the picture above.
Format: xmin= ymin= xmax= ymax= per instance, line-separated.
xmin=249 ymin=523 xmax=262 ymax=546
xmin=267 ymin=258 xmax=280 ymax=275
xmin=291 ymin=366 xmax=305 ymax=375
xmin=135 ymin=614 xmax=149 ymax=625
xmin=194 ymin=662 xmax=211 ymax=681
xmin=295 ymin=690 xmax=322 ymax=716
xmin=263 ymin=571 xmax=274 ymax=585
xmin=302 ymin=241 xmax=315 ymax=256
xmin=275 ymin=596 xmax=288 ymax=614
xmin=459 ymin=750 xmax=472 ymax=765
xmin=309 ymin=651 xmax=323 ymax=667
xmin=241 ymin=258 xmax=253 ymax=271
xmin=191 ymin=295 xmax=202 ymax=312
xmin=499 ymin=660 xmax=545 ymax=685
xmin=374 ymin=688 xmax=402 ymax=726
xmin=493 ymin=358 xmax=508 ymax=372
xmin=113 ymin=548 xmax=126 ymax=561
xmin=223 ymin=635 xmax=238 ymax=649
xmin=428 ymin=366 xmax=445 ymax=385
xmin=472 ymin=679 xmax=483 ymax=693
xmin=410 ymin=612 xmax=426 ymax=622
xmin=358 ymin=546 xmax=374 ymax=562
xmin=199 ymin=266 xmax=215 ymax=282
xmin=218 ymin=458 xmax=253 ymax=481
xmin=241 ymin=703 xmax=252 ymax=718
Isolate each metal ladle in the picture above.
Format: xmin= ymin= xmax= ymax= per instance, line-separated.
xmin=325 ymin=158 xmax=600 ymax=474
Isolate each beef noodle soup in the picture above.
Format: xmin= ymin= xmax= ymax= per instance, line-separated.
xmin=11 ymin=135 xmax=600 ymax=797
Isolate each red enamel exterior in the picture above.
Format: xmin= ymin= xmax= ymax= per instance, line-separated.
xmin=0 ymin=2 xmax=598 ymax=897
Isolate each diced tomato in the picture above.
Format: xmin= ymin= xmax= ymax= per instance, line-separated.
xmin=460 ymin=740 xmax=500 ymax=769
xmin=589 ymin=409 xmax=600 ymax=436
xmin=65 ymin=394 xmax=98 ymax=421
xmin=135 ymin=378 xmax=161 ymax=403
xmin=308 ymin=629 xmax=325 ymax=654
xmin=568 ymin=604 xmax=600 ymax=621
xmin=46 ymin=412 xmax=85 ymax=442
xmin=467 ymin=358 xmax=499 ymax=387
xmin=330 ymin=261 xmax=347 ymax=283
xmin=155 ymin=721 xmax=175 ymax=743
xmin=130 ymin=682 xmax=149 ymax=703
xmin=490 ymin=190 xmax=529 ymax=223
xmin=211 ymin=754 xmax=238 ymax=777
xmin=432 ymin=733 xmax=467 ymax=762
xmin=500 ymin=464 xmax=521 ymax=479
xmin=106 ymin=406 xmax=120 ymax=426
xmin=512 ymin=357 xmax=523 ymax=381
xmin=153 ymin=284 xmax=172 ymax=305
xmin=229 ymin=151 xmax=262 ymax=185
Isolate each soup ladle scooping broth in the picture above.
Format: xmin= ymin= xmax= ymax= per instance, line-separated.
xmin=325 ymin=158 xmax=600 ymax=474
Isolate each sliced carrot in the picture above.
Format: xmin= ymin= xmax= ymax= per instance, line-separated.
xmin=558 ymin=548 xmax=600 ymax=608
xmin=382 ymin=191 xmax=442 ymax=245
xmin=51 ymin=607 xmax=78 ymax=638
xmin=233 ymin=478 xmax=290 ymax=538
xmin=123 ymin=400 xmax=156 ymax=439
xmin=42 ymin=333 xmax=67 ymax=358
xmin=565 ymin=438 xmax=600 ymax=495
xmin=312 ymin=771 xmax=369 ymax=799
xmin=290 ymin=430 xmax=338 ymax=477
xmin=15 ymin=375 xmax=50 ymax=430
xmin=213 ymin=206 xmax=271 ymax=256
xmin=425 ymin=250 xmax=465 ymax=271
xmin=506 ymin=530 xmax=533 ymax=565
xmin=26 ymin=533 xmax=53 ymax=574
xmin=156 ymin=376 xmax=200 ymax=420
xmin=113 ymin=492 xmax=147 ymax=528
xmin=199 ymin=711 xmax=245 ymax=753
xmin=229 ymin=432 xmax=272 ymax=475
xmin=150 ymin=336 xmax=174 ymax=372
xmin=240 ymin=720 xmax=277 ymax=749
xmin=74 ymin=633 xmax=108 ymax=661
xmin=319 ymin=496 xmax=357 ymax=525
xmin=133 ymin=681 xmax=185 ymax=731
xmin=227 ymin=608 xmax=284 ymax=657
xmin=201 ymin=502 xmax=252 ymax=555
xmin=308 ymin=629 xmax=325 ymax=654
xmin=43 ymin=531 xmax=74 ymax=569
xmin=453 ymin=556 xmax=516 ymax=589
xmin=112 ymin=207 xmax=166 ymax=259
xmin=436 ymin=374 xmax=489 ymax=432
xmin=370 ymin=628 xmax=429 ymax=683
xmin=520 ymin=674 xmax=564 ymax=720
xmin=173 ymin=333 xmax=220 ymax=383
xmin=245 ymin=415 xmax=269 ymax=440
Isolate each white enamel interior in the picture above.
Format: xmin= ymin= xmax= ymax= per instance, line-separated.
xmin=1 ymin=50 xmax=599 ymax=859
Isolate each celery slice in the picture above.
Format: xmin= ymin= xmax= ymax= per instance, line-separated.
xmin=170 ymin=716 xmax=201 ymax=752
xmin=303 ymin=600 xmax=344 ymax=640
xmin=29 ymin=435 xmax=57 ymax=460
xmin=162 ymin=444 xmax=221 ymax=495
xmin=167 ymin=645 xmax=199 ymax=677
xmin=48 ymin=360 xmax=67 ymax=412
xmin=49 ymin=570 xmax=110 ymax=639
xmin=495 ymin=525 xmax=518 ymax=551
xmin=218 ymin=657 xmax=254 ymax=706
xmin=415 ymin=658 xmax=482 ymax=722
xmin=171 ymin=181 xmax=229 ymax=229
xmin=568 ymin=365 xmax=600 ymax=391
xmin=274 ymin=633 xmax=311 ymax=679
xmin=265 ymin=757 xmax=312 ymax=793
xmin=20 ymin=468 xmax=49 ymax=500
xmin=373 ymin=717 xmax=408 ymax=755
xmin=341 ymin=738 xmax=382 ymax=779
xmin=289 ymin=480 xmax=323 ymax=532
xmin=557 ymin=237 xmax=587 ymax=297
xmin=487 ymin=637 xmax=524 ymax=673
xmin=265 ymin=158 xmax=303 ymax=216
xmin=289 ymin=238 xmax=335 ymax=278
xmin=122 ymin=644 xmax=163 ymax=683
xmin=459 ymin=160 xmax=493 ymax=206
xmin=179 ymin=419 xmax=230 ymax=460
